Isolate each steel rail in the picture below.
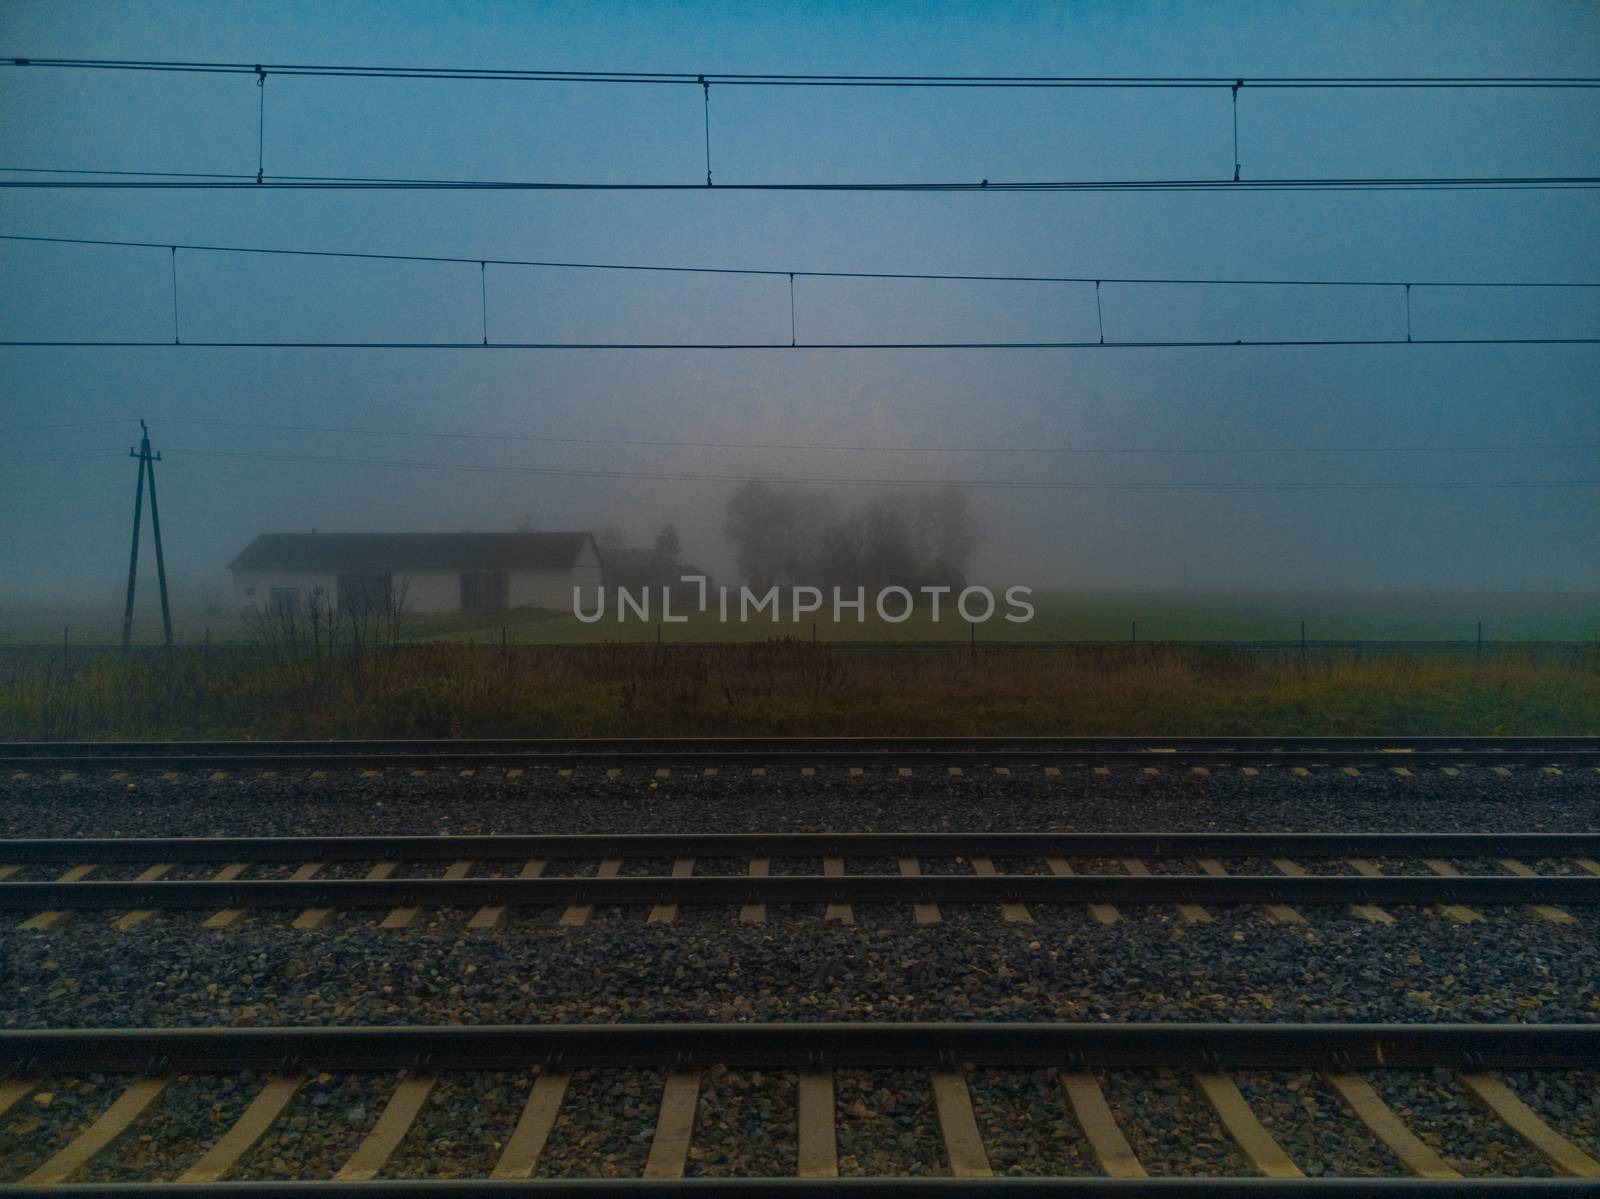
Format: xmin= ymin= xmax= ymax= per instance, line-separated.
xmin=3 ymin=735 xmax=1597 ymax=769
xmin=10 ymin=1178 xmax=1600 ymax=1195
xmin=6 ymin=1022 xmax=1593 ymax=1072
xmin=5 ymin=832 xmax=1599 ymax=865
xmin=3 ymin=874 xmax=1595 ymax=911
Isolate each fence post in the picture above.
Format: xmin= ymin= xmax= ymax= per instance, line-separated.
xmin=1477 ymin=620 xmax=1482 ymax=655
xmin=63 ymin=624 xmax=68 ymax=674
xmin=204 ymin=626 xmax=210 ymax=670
xmin=1130 ymin=620 xmax=1136 ymax=645
xmin=502 ymin=624 xmax=508 ymax=667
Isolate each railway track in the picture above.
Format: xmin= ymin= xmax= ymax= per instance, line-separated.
xmin=4 ymin=735 xmax=1599 ymax=770
xmin=3 ymin=1022 xmax=1599 ymax=1192
xmin=4 ymin=833 xmax=1597 ymax=927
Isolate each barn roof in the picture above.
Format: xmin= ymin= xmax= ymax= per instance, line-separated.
xmin=229 ymin=532 xmax=597 ymax=573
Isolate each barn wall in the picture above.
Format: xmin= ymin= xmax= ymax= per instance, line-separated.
xmin=399 ymin=571 xmax=459 ymax=612
xmin=232 ymin=570 xmax=337 ymax=609
xmin=509 ymin=568 xmax=580 ymax=610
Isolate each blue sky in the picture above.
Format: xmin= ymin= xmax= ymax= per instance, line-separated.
xmin=1 ymin=0 xmax=1597 ymax=599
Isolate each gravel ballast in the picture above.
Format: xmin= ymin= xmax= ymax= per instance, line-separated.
xmin=3 ymin=764 xmax=1596 ymax=1182
xmin=3 ymin=765 xmax=1596 ymax=839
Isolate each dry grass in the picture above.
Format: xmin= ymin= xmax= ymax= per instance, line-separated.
xmin=2 ymin=642 xmax=1596 ymax=740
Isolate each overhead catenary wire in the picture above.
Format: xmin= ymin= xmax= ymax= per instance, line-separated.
xmin=5 ymin=58 xmax=1598 ymax=87
xmin=3 ymin=170 xmax=1597 ymax=192
xmin=6 ymin=56 xmax=1593 ymax=196
xmin=6 ymin=337 xmax=1597 ymax=349
xmin=6 ymin=232 xmax=1597 ymax=288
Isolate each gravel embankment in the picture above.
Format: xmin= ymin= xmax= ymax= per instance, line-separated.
xmin=3 ymin=765 xmax=1596 ymax=838
xmin=5 ymin=911 xmax=1596 ymax=1030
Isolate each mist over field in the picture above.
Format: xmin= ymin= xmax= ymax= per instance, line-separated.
xmin=2 ymin=1 xmax=1597 ymax=624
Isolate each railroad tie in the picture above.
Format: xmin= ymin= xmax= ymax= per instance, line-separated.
xmin=23 ymin=1076 xmax=171 ymax=1183
xmin=206 ymin=860 xmax=321 ymax=932
xmin=0 ymin=1077 xmax=42 ymax=1117
xmin=739 ymin=858 xmax=770 ymax=924
xmin=0 ymin=864 xmax=19 ymax=882
xmin=1120 ymin=858 xmax=1209 ymax=924
xmin=1196 ymin=858 xmax=1303 ymax=925
xmin=491 ymin=1069 xmax=571 ymax=1179
xmin=1456 ymin=1072 xmax=1600 ymax=1177
xmin=1058 ymin=1069 xmax=1146 ymax=1178
xmin=384 ymin=860 xmax=474 ymax=929
xmin=1421 ymin=859 xmax=1485 ymax=924
xmin=972 ymin=857 xmax=1031 ymax=923
xmin=642 ymin=1069 xmax=702 ymax=1179
xmin=1047 ymin=857 xmax=1119 ymax=924
xmin=1264 ymin=859 xmax=1310 ymax=924
xmin=333 ymin=1072 xmax=437 ymax=1181
xmin=1496 ymin=859 xmax=1576 ymax=924
xmin=648 ymin=858 xmax=696 ymax=924
xmin=110 ymin=862 xmax=176 ymax=931
xmin=796 ymin=1068 xmax=838 ymax=1178
xmin=199 ymin=863 xmax=252 ymax=929
xmin=929 ymin=1069 xmax=993 ymax=1178
xmin=468 ymin=859 xmax=546 ymax=931
xmin=1342 ymin=860 xmax=1397 ymax=924
xmin=1575 ymin=858 xmax=1600 ymax=877
xmin=209 ymin=862 xmax=322 ymax=930
xmin=897 ymin=858 xmax=942 ymax=924
xmin=20 ymin=863 xmax=97 ymax=932
xmin=1322 ymin=1071 xmax=1462 ymax=1178
xmin=294 ymin=860 xmax=398 ymax=930
xmin=560 ymin=859 xmax=622 ymax=927
xmin=176 ymin=1075 xmax=303 ymax=1183
xmin=1193 ymin=1071 xmax=1304 ymax=1178
xmin=823 ymin=857 xmax=853 ymax=924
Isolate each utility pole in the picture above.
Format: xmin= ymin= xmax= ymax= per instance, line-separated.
xmin=121 ymin=419 xmax=174 ymax=650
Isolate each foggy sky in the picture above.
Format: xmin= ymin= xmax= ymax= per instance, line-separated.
xmin=2 ymin=0 xmax=1598 ymax=600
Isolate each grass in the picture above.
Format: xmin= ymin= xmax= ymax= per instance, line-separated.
xmin=2 ymin=641 xmax=1595 ymax=741
xmin=11 ymin=589 xmax=1595 ymax=647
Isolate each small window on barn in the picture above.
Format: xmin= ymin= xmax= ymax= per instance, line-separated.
xmin=460 ymin=571 xmax=509 ymax=613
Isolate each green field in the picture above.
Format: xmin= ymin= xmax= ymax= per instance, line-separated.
xmin=3 ymin=589 xmax=1596 ymax=648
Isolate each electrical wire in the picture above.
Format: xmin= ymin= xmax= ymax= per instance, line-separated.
xmin=5 ymin=232 xmax=1596 ymax=288
xmin=5 ymin=58 xmax=1598 ymax=87
xmin=156 ymin=446 xmax=1599 ymax=491
xmin=3 ymin=171 xmax=1597 ymax=192
xmin=5 ymin=338 xmax=1597 ymax=350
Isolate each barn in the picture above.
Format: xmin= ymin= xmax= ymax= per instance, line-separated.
xmin=227 ymin=531 xmax=603 ymax=615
